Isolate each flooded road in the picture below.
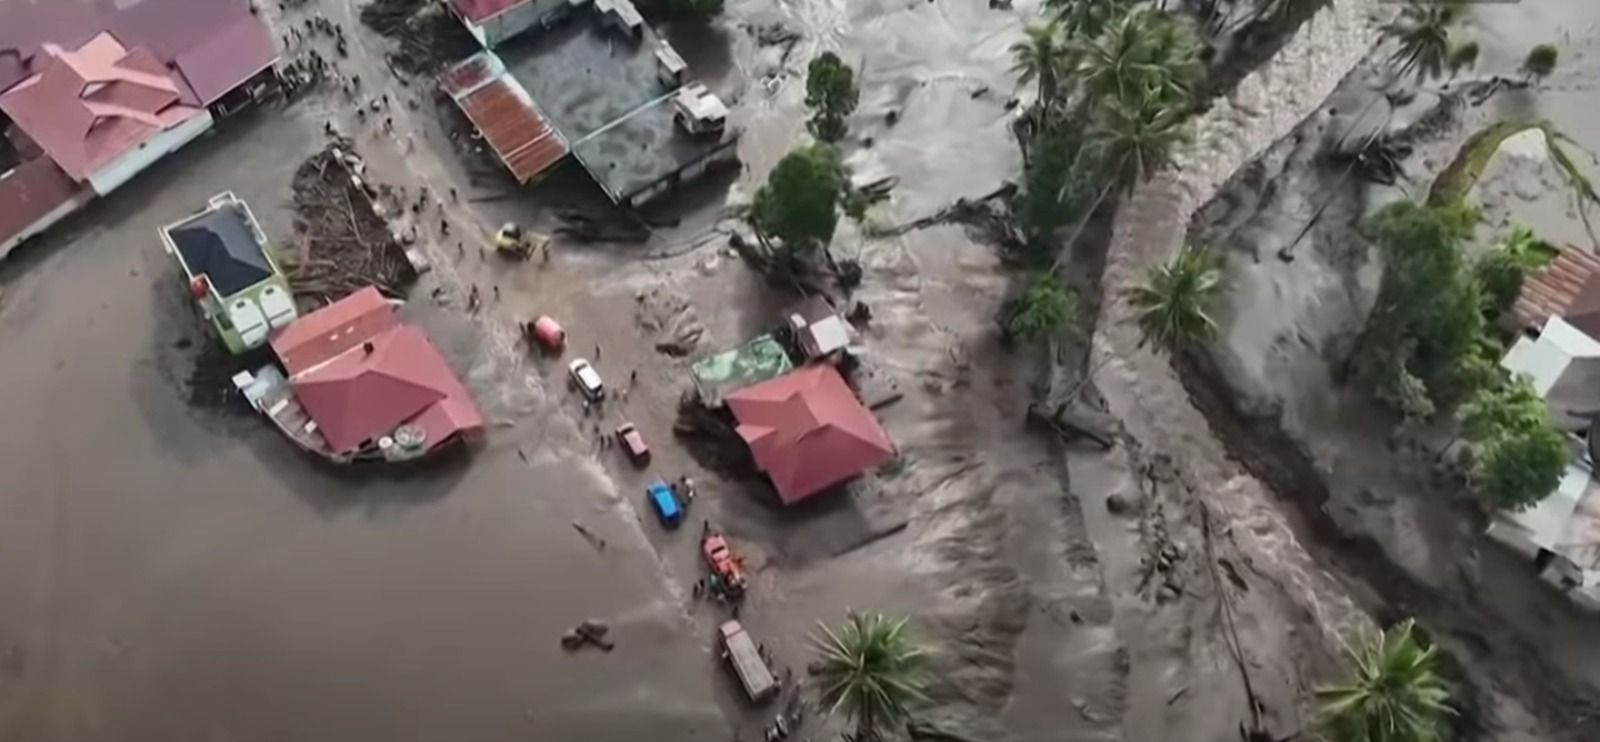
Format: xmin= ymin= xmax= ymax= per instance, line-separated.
xmin=0 ymin=106 xmax=721 ymax=742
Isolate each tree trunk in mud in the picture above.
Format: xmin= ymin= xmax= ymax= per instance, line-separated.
xmin=1051 ymin=182 xmax=1116 ymax=274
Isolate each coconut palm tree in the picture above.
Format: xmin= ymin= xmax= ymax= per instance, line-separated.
xmin=1318 ymin=619 xmax=1455 ymax=742
xmin=1050 ymin=86 xmax=1190 ymax=268
xmin=1010 ymin=22 xmax=1071 ymax=107
xmin=811 ymin=612 xmax=929 ymax=741
xmin=1049 ymin=0 xmax=1130 ymax=42
xmin=1126 ymin=242 xmax=1224 ymax=351
xmin=1072 ymin=8 xmax=1200 ymax=111
xmin=1386 ymin=0 xmax=1465 ymax=81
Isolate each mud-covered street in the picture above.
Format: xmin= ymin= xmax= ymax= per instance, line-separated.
xmin=4 ymin=0 xmax=1600 ymax=739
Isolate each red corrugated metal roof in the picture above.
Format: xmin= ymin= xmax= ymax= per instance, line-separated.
xmin=290 ymin=324 xmax=484 ymax=454
xmin=725 ymin=365 xmax=893 ymax=503
xmin=272 ymin=286 xmax=400 ymax=376
xmin=0 ymin=157 xmax=87 ymax=248
xmin=451 ymin=0 xmax=531 ymax=24
xmin=1512 ymin=248 xmax=1600 ymax=332
xmin=454 ymin=79 xmax=568 ymax=183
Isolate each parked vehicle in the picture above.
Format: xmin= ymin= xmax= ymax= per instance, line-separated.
xmin=616 ymin=423 xmax=650 ymax=465
xmin=701 ymin=528 xmax=746 ymax=598
xmin=527 ymin=315 xmax=565 ymax=352
xmin=647 ymin=479 xmax=682 ymax=528
xmin=568 ymin=358 xmax=605 ymax=400
xmin=718 ymin=620 xmax=777 ymax=702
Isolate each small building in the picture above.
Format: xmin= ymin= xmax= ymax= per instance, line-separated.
xmin=1491 ymin=249 xmax=1600 ymax=609
xmin=0 ymin=156 xmax=92 ymax=260
xmin=260 ymin=287 xmax=486 ymax=462
xmin=441 ymin=0 xmax=738 ymax=207
xmin=725 ymin=364 xmax=894 ymax=504
xmin=784 ymin=296 xmax=852 ymax=362
xmin=159 ymin=192 xmax=296 ymax=354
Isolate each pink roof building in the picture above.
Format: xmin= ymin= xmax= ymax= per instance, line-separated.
xmin=0 ymin=31 xmax=202 ymax=182
xmin=726 ymin=365 xmax=894 ymax=503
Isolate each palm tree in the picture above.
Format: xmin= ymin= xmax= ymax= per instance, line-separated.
xmin=1049 ymin=0 xmax=1129 ymax=42
xmin=1318 ymin=619 xmax=1454 ymax=742
xmin=1010 ymin=22 xmax=1071 ymax=107
xmin=1126 ymin=242 xmax=1224 ymax=351
xmin=811 ymin=612 xmax=929 ymax=741
xmin=1386 ymin=0 xmax=1465 ymax=81
xmin=1051 ymin=86 xmax=1189 ymax=268
xmin=1073 ymin=9 xmax=1200 ymax=111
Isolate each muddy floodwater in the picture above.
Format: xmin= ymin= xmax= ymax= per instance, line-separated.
xmin=5 ymin=0 xmax=1600 ymax=738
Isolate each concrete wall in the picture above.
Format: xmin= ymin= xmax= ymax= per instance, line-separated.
xmin=87 ymin=111 xmax=216 ymax=197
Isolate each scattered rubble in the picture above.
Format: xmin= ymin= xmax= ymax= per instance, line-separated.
xmin=286 ymin=142 xmax=418 ymax=305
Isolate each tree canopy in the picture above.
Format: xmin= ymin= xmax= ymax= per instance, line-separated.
xmin=1010 ymin=22 xmax=1071 ymax=107
xmin=1127 ymin=243 xmax=1224 ymax=351
xmin=1461 ymin=376 xmax=1567 ymax=510
xmin=1472 ymin=225 xmax=1551 ymax=321
xmin=751 ymin=144 xmax=847 ymax=252
xmin=1350 ymin=200 xmax=1483 ymax=418
xmin=1385 ymin=0 xmax=1465 ymax=81
xmin=1008 ymin=272 xmax=1078 ymax=342
xmin=806 ymin=53 xmax=860 ymax=142
xmin=1318 ymin=618 xmax=1454 ymax=742
xmin=812 ymin=612 xmax=929 ymax=740
xmin=1523 ymin=43 xmax=1559 ymax=82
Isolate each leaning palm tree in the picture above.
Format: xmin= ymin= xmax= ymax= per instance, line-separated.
xmin=1010 ymin=22 xmax=1071 ymax=107
xmin=1126 ymin=242 xmax=1224 ymax=351
xmin=1317 ymin=619 xmax=1455 ymax=742
xmin=812 ymin=612 xmax=930 ymax=741
xmin=1385 ymin=0 xmax=1465 ymax=81
xmin=1050 ymin=86 xmax=1190 ymax=268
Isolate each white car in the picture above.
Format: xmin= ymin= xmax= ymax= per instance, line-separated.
xmin=568 ymin=358 xmax=605 ymax=400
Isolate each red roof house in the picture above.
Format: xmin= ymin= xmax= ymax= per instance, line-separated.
xmin=271 ymin=286 xmax=400 ymax=376
xmin=272 ymin=287 xmax=485 ymax=456
xmin=725 ymin=365 xmax=894 ymax=503
xmin=0 ymin=31 xmax=203 ymax=182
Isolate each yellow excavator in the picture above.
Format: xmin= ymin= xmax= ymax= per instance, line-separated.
xmin=493 ymin=222 xmax=551 ymax=261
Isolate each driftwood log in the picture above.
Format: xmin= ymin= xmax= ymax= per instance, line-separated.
xmin=1026 ymin=402 xmax=1116 ymax=449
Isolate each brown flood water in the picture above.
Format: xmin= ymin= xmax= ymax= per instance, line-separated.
xmin=0 ymin=108 xmax=722 ymax=742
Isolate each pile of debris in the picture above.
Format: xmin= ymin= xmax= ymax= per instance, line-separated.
xmin=287 ymin=142 xmax=417 ymax=305
xmin=359 ymin=0 xmax=478 ymax=77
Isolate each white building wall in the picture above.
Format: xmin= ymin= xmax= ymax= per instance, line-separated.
xmin=481 ymin=0 xmax=564 ymax=46
xmin=86 ymin=111 xmax=216 ymax=197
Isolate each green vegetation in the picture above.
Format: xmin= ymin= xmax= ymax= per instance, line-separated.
xmin=1318 ymin=618 xmax=1454 ymax=742
xmin=805 ymin=53 xmax=860 ymax=143
xmin=1047 ymin=0 xmax=1130 ymax=41
xmin=1445 ymin=40 xmax=1478 ymax=76
xmin=1473 ymin=225 xmax=1553 ymax=321
xmin=1007 ymin=272 xmax=1078 ymax=342
xmin=1010 ymin=21 xmax=1071 ymax=107
xmin=1350 ymin=200 xmax=1484 ymax=419
xmin=751 ymin=144 xmax=848 ymax=252
xmin=1385 ymin=0 xmax=1466 ymax=81
xmin=1522 ymin=43 xmax=1559 ymax=83
xmin=1127 ymin=243 xmax=1225 ymax=352
xmin=1461 ymin=378 xmax=1568 ymax=510
xmin=1428 ymin=120 xmax=1600 ymax=248
xmin=811 ymin=612 xmax=929 ymax=741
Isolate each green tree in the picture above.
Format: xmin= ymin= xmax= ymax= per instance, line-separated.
xmin=1127 ymin=243 xmax=1225 ymax=351
xmin=806 ymin=52 xmax=860 ymax=143
xmin=1461 ymin=376 xmax=1567 ymax=510
xmin=1008 ymin=272 xmax=1077 ymax=342
xmin=1052 ymin=85 xmax=1190 ymax=265
xmin=1010 ymin=22 xmax=1071 ymax=107
xmin=1318 ymin=618 xmax=1454 ymax=742
xmin=1072 ymin=8 xmax=1201 ymax=111
xmin=1351 ymin=200 xmax=1484 ymax=416
xmin=1522 ymin=43 xmax=1559 ymax=84
xmin=1472 ymin=225 xmax=1550 ymax=320
xmin=751 ymin=144 xmax=847 ymax=252
xmin=812 ymin=612 xmax=929 ymax=741
xmin=1385 ymin=0 xmax=1465 ymax=81
xmin=1048 ymin=0 xmax=1131 ymax=42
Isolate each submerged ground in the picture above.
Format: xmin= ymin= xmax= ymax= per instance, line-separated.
xmin=2 ymin=0 xmax=1599 ymax=740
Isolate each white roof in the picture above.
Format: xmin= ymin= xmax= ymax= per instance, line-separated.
xmin=807 ymin=315 xmax=850 ymax=355
xmin=1503 ymin=316 xmax=1600 ymax=395
xmin=1499 ymin=461 xmax=1600 ymax=585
